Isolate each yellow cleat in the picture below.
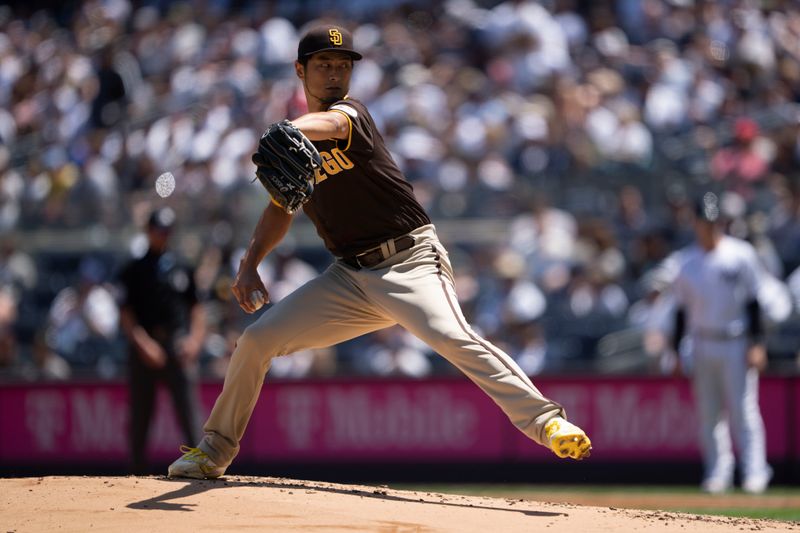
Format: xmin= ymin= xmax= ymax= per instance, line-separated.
xmin=545 ymin=417 xmax=592 ymax=460
xmin=167 ymin=445 xmax=226 ymax=479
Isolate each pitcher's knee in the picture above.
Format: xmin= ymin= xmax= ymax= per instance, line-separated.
xmin=233 ymin=323 xmax=282 ymax=370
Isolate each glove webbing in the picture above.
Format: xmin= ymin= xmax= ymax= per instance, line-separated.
xmin=261 ymin=122 xmax=320 ymax=183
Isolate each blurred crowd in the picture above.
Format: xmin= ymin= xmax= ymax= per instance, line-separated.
xmin=2 ymin=0 xmax=800 ymax=381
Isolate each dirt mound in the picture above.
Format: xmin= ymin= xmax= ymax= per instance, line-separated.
xmin=1 ymin=476 xmax=796 ymax=532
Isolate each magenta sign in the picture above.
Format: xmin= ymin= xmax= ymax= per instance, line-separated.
xmin=0 ymin=376 xmax=794 ymax=466
xmin=512 ymin=378 xmax=701 ymax=460
xmin=511 ymin=377 xmax=789 ymax=461
xmin=0 ymin=383 xmax=129 ymax=462
xmin=241 ymin=380 xmax=507 ymax=461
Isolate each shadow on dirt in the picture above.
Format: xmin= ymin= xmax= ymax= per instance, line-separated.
xmin=126 ymin=476 xmax=566 ymax=518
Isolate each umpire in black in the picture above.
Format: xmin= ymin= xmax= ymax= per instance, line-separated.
xmin=118 ymin=207 xmax=206 ymax=474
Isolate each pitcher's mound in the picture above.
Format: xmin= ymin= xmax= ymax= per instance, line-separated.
xmin=1 ymin=475 xmax=795 ymax=532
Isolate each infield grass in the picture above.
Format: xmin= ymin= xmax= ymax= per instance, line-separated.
xmin=392 ymin=484 xmax=800 ymax=522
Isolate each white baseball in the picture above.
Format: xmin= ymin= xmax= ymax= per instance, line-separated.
xmin=249 ymin=289 xmax=266 ymax=310
xmin=155 ymin=172 xmax=176 ymax=198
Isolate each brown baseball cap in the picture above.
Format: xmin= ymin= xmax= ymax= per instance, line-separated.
xmin=297 ymin=24 xmax=362 ymax=61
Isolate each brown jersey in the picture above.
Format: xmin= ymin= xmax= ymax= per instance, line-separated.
xmin=301 ymin=98 xmax=431 ymax=258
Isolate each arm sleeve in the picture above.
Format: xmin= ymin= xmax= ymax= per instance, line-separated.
xmin=669 ymin=265 xmax=687 ymax=351
xmin=746 ymin=299 xmax=763 ymax=343
xmin=672 ymin=307 xmax=685 ymax=352
xmin=742 ymin=244 xmax=764 ymax=342
xmin=742 ymin=245 xmax=763 ymax=300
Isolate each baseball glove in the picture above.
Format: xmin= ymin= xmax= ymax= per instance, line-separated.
xmin=252 ymin=120 xmax=321 ymax=214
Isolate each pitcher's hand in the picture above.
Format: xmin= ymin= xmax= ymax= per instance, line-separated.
xmin=232 ymin=264 xmax=269 ymax=313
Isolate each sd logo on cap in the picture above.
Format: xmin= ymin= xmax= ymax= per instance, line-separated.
xmin=297 ymin=24 xmax=362 ymax=61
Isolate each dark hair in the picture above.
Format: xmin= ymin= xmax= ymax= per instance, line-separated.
xmin=297 ymin=52 xmax=355 ymax=69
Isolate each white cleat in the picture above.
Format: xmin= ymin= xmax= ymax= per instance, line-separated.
xmin=544 ymin=417 xmax=592 ymax=460
xmin=701 ymin=477 xmax=732 ymax=495
xmin=167 ymin=445 xmax=226 ymax=479
xmin=742 ymin=468 xmax=773 ymax=494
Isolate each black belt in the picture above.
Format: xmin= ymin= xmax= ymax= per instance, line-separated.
xmin=342 ymin=235 xmax=416 ymax=270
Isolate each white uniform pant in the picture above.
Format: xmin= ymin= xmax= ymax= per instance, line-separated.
xmin=200 ymin=225 xmax=565 ymax=466
xmin=687 ymin=336 xmax=769 ymax=484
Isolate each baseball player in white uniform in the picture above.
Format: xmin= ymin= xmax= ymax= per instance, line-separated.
xmin=671 ymin=192 xmax=772 ymax=494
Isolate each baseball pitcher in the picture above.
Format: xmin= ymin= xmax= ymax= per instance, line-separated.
xmin=168 ymin=24 xmax=591 ymax=479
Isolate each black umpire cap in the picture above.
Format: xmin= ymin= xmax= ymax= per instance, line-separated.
xmin=297 ymin=24 xmax=362 ymax=61
xmin=695 ymin=192 xmax=722 ymax=223
xmin=148 ymin=207 xmax=176 ymax=230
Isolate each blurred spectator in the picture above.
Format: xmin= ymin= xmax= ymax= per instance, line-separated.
xmin=89 ymin=45 xmax=128 ymax=130
xmin=0 ymin=237 xmax=36 ymax=293
xmin=625 ymin=267 xmax=673 ymax=373
xmin=613 ymin=186 xmax=651 ymax=263
xmin=0 ymin=283 xmax=27 ymax=379
xmin=31 ymin=329 xmax=71 ymax=381
xmin=0 ymin=235 xmax=37 ymax=380
xmin=765 ymin=175 xmax=800 ymax=274
xmin=710 ymin=118 xmax=770 ymax=199
xmin=508 ymin=194 xmax=578 ymax=280
xmin=643 ymin=40 xmax=692 ymax=132
xmin=351 ymin=326 xmax=433 ymax=378
xmin=482 ymin=250 xmax=549 ymax=375
xmin=2 ymin=0 xmax=800 ymax=378
xmin=44 ymin=256 xmax=119 ymax=373
xmin=260 ymin=248 xmax=338 ymax=379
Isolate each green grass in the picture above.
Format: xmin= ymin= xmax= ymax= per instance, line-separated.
xmin=391 ymin=484 xmax=800 ymax=522
xmin=675 ymin=508 xmax=800 ymax=521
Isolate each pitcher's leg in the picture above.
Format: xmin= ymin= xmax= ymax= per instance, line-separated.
xmin=200 ymin=265 xmax=393 ymax=467
xmin=367 ymin=241 xmax=564 ymax=447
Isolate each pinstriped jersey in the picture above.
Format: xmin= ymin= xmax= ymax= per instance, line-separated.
xmin=673 ymin=236 xmax=762 ymax=337
xmin=301 ymin=98 xmax=430 ymax=258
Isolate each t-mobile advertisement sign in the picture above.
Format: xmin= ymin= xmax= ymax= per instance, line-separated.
xmin=0 ymin=377 xmax=792 ymax=466
xmin=240 ymin=381 xmax=507 ymax=461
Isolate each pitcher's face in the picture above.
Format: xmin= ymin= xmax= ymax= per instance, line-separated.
xmin=296 ymin=51 xmax=353 ymax=105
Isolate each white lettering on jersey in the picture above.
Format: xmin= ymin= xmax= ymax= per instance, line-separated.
xmin=330 ymin=104 xmax=357 ymax=118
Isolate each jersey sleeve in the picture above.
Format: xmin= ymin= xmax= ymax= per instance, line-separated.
xmin=327 ymin=99 xmax=374 ymax=154
xmin=741 ymin=244 xmax=763 ymax=300
xmin=671 ymin=273 xmax=687 ymax=307
xmin=659 ymin=250 xmax=686 ymax=306
xmin=670 ymin=252 xmax=690 ymax=307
